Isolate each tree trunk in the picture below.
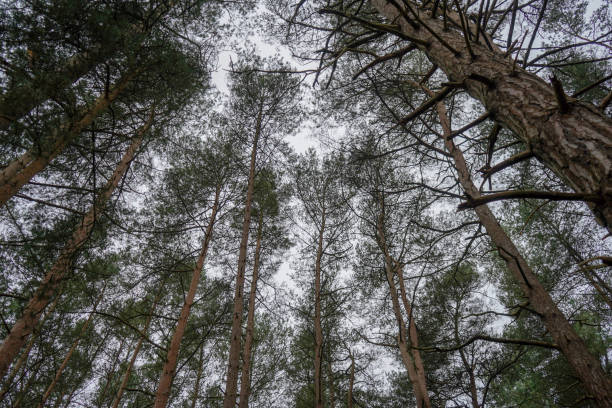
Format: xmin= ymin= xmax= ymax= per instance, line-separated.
xmin=370 ymin=0 xmax=612 ymax=230
xmin=97 ymin=338 xmax=127 ymax=407
xmin=376 ymin=202 xmax=431 ymax=408
xmin=327 ymin=359 xmax=335 ymax=408
xmin=314 ymin=209 xmax=326 ymax=408
xmin=0 ymin=110 xmax=153 ymax=380
xmin=0 ymin=68 xmax=139 ymax=209
xmin=223 ymin=102 xmax=263 ymax=408
xmin=0 ymin=291 xmax=61 ymax=404
xmin=112 ymin=283 xmax=164 ymax=408
xmin=429 ymin=92 xmax=612 ymax=407
xmin=347 ymin=352 xmax=355 ymax=408
xmin=190 ymin=343 xmax=205 ymax=408
xmin=36 ymin=286 xmax=105 ymax=408
xmin=238 ymin=212 xmax=264 ymax=408
xmin=154 ymin=186 xmax=220 ymax=408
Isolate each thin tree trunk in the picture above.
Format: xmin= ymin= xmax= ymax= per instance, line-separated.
xmin=429 ymin=91 xmax=612 ymax=407
xmin=97 ymin=338 xmax=127 ymax=407
xmin=112 ymin=282 xmax=164 ymax=408
xmin=154 ymin=186 xmax=221 ymax=408
xmin=238 ymin=212 xmax=264 ymax=408
xmin=375 ymin=208 xmax=431 ymax=408
xmin=347 ymin=351 xmax=355 ymax=408
xmin=370 ymin=0 xmax=612 ymax=230
xmin=36 ymin=287 xmax=105 ymax=408
xmin=190 ymin=343 xmax=205 ymax=408
xmin=327 ymin=359 xmax=335 ymax=408
xmin=0 ymin=291 xmax=61 ymax=404
xmin=0 ymin=110 xmax=153 ymax=380
xmin=223 ymin=102 xmax=263 ymax=408
xmin=453 ymin=299 xmax=480 ymax=408
xmin=0 ymin=68 xmax=139 ymax=209
xmin=314 ymin=209 xmax=326 ymax=408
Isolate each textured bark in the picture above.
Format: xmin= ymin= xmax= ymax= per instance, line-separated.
xmin=430 ymin=93 xmax=612 ymax=407
xmin=370 ymin=0 xmax=612 ymax=230
xmin=376 ymin=209 xmax=431 ymax=408
xmin=154 ymin=187 xmax=220 ymax=408
xmin=223 ymin=104 xmax=262 ymax=408
xmin=112 ymin=285 xmax=164 ymax=408
xmin=238 ymin=213 xmax=264 ymax=408
xmin=0 ymin=68 xmax=139 ymax=209
xmin=314 ymin=208 xmax=326 ymax=408
xmin=0 ymin=111 xmax=152 ymax=380
xmin=36 ymin=287 xmax=104 ymax=408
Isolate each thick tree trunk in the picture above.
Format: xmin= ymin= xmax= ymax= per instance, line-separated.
xmin=154 ymin=186 xmax=220 ymax=408
xmin=370 ymin=0 xmax=612 ymax=230
xmin=314 ymin=209 xmax=326 ymax=408
xmin=37 ymin=287 xmax=104 ymax=408
xmin=223 ymin=103 xmax=263 ymax=408
xmin=112 ymin=284 xmax=164 ymax=408
xmin=238 ymin=213 xmax=264 ymax=408
xmin=0 ymin=111 xmax=153 ymax=380
xmin=0 ymin=68 xmax=139 ymax=209
xmin=376 ymin=205 xmax=430 ymax=408
xmin=430 ymin=94 xmax=612 ymax=407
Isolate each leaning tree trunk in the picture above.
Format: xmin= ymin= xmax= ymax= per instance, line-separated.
xmin=376 ymin=205 xmax=431 ymax=408
xmin=154 ymin=186 xmax=220 ymax=408
xmin=223 ymin=103 xmax=263 ymax=408
xmin=112 ymin=283 xmax=164 ymax=408
xmin=370 ymin=0 xmax=612 ymax=230
xmin=238 ymin=213 xmax=264 ymax=408
xmin=429 ymin=91 xmax=612 ymax=407
xmin=0 ymin=110 xmax=153 ymax=380
xmin=36 ymin=287 xmax=105 ymax=408
xmin=0 ymin=68 xmax=139 ymax=209
xmin=314 ymin=208 xmax=326 ymax=408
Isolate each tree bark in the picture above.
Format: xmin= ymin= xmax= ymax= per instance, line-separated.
xmin=0 ymin=68 xmax=139 ymax=209
xmin=375 ymin=206 xmax=431 ymax=408
xmin=36 ymin=287 xmax=105 ymax=408
xmin=314 ymin=208 xmax=326 ymax=408
xmin=0 ymin=110 xmax=153 ymax=380
xmin=112 ymin=283 xmax=164 ymax=408
xmin=347 ymin=352 xmax=355 ymax=408
xmin=191 ymin=343 xmax=205 ymax=408
xmin=0 ymin=291 xmax=61 ymax=404
xmin=238 ymin=213 xmax=264 ymax=408
xmin=370 ymin=0 xmax=612 ymax=230
xmin=223 ymin=102 xmax=263 ymax=408
xmin=429 ymin=91 xmax=612 ymax=407
xmin=154 ymin=186 xmax=220 ymax=408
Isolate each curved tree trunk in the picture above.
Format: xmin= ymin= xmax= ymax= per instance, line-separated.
xmin=429 ymin=90 xmax=612 ymax=407
xmin=370 ymin=0 xmax=612 ymax=230
xmin=0 ymin=68 xmax=139 ymax=209
xmin=154 ymin=186 xmax=220 ymax=408
xmin=238 ymin=213 xmax=264 ymax=408
xmin=223 ymin=103 xmax=263 ymax=408
xmin=0 ymin=110 xmax=153 ymax=380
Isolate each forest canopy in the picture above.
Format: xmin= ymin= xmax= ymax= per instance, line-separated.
xmin=0 ymin=0 xmax=610 ymax=407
